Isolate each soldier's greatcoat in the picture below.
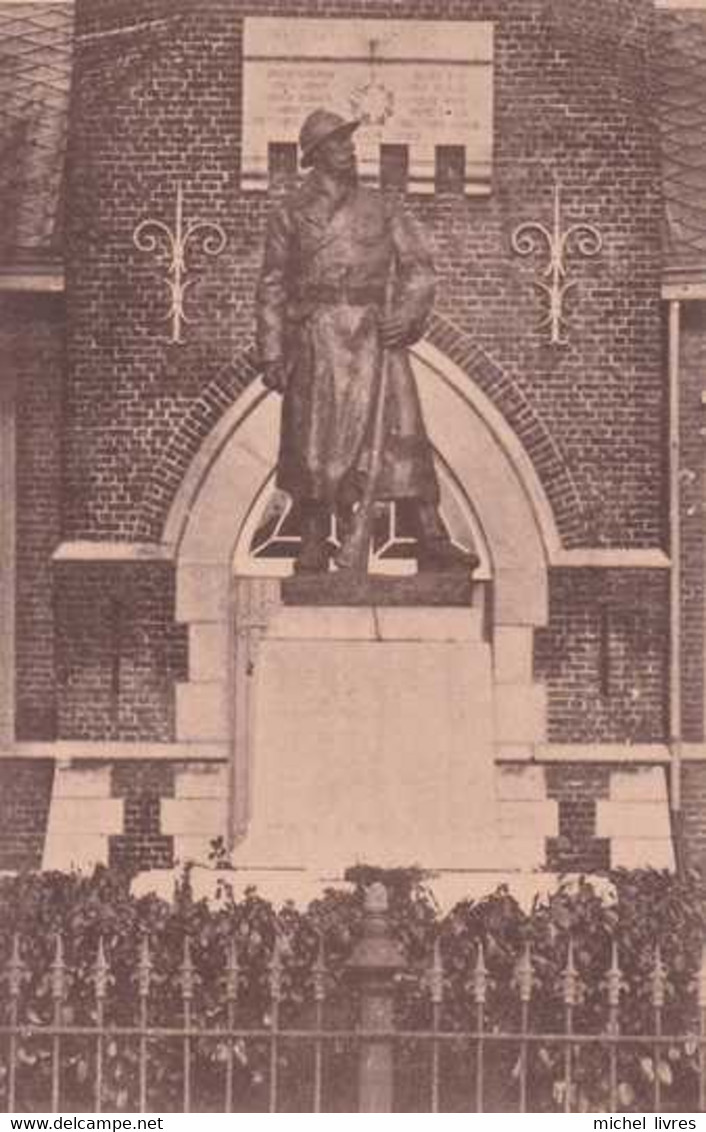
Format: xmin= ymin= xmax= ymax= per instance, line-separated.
xmin=256 ymin=171 xmax=440 ymax=505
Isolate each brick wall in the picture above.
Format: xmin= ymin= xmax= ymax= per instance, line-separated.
xmin=0 ymin=760 xmax=55 ymax=871
xmin=676 ymin=302 xmax=706 ymax=862
xmin=545 ymin=764 xmax=611 ymax=872
xmin=534 ymin=568 xmax=670 ymax=744
xmin=679 ymin=302 xmax=706 ymax=744
xmin=0 ymin=294 xmax=64 ymax=741
xmin=54 ymin=562 xmax=188 ymax=740
xmin=544 ymin=762 xmax=674 ymax=872
xmin=64 ymin=0 xmax=665 ymax=551
xmin=109 ymin=761 xmax=176 ymax=872
xmin=2 ymin=0 xmax=674 ymax=874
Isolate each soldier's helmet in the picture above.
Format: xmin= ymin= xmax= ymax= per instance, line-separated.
xmin=298 ymin=109 xmax=360 ymax=168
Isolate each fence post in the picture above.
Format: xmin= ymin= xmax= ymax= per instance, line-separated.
xmin=347 ymin=882 xmax=406 ymax=1113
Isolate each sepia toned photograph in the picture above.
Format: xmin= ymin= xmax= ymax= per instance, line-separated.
xmin=1 ymin=0 xmax=706 ymax=1115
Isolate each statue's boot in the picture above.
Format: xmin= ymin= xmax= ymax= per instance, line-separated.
xmin=412 ymin=501 xmax=480 ymax=574
xmin=293 ymin=502 xmax=331 ymax=574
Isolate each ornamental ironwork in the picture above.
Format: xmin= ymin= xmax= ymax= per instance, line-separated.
xmin=133 ymin=182 xmax=227 ymax=345
xmin=2 ymin=896 xmax=703 ymax=1112
xmin=511 ymin=183 xmax=603 ymax=346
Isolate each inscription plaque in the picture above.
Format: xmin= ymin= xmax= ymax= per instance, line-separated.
xmin=242 ymin=18 xmax=494 ymax=194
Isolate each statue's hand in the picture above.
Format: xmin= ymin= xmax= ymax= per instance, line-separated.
xmin=380 ymin=311 xmax=410 ymax=348
xmin=262 ymin=360 xmax=288 ymax=394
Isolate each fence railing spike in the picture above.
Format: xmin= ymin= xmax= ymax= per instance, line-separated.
xmin=51 ymin=934 xmax=66 ymax=1002
xmin=563 ymin=939 xmax=578 ymax=1007
xmin=95 ymin=938 xmax=109 ymax=1002
xmin=181 ymin=937 xmax=195 ymax=1002
xmin=651 ymin=944 xmax=667 ymax=1009
xmin=473 ymin=941 xmax=487 ymax=1005
xmin=138 ymin=936 xmax=152 ymax=999
xmin=2 ymin=924 xmax=697 ymax=1113
xmin=566 ymin=938 xmax=576 ymax=970
xmin=518 ymin=941 xmax=533 ymax=1004
xmin=226 ymin=939 xmax=240 ymax=1002
xmin=270 ymin=933 xmax=283 ymax=1003
xmin=607 ymin=940 xmax=622 ymax=1008
xmin=430 ymin=937 xmax=444 ymax=1006
xmin=8 ymin=934 xmax=23 ymax=999
xmin=313 ymin=932 xmax=326 ymax=1004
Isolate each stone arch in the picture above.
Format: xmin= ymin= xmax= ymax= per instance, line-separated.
xmin=425 ymin=313 xmax=585 ymax=543
xmin=169 ymin=340 xmax=557 ymax=630
xmin=137 ymin=314 xmax=583 ymax=546
xmin=133 ymin=346 xmax=260 ymax=542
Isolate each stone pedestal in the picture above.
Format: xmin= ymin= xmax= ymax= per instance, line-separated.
xmin=234 ymin=601 xmax=509 ymax=872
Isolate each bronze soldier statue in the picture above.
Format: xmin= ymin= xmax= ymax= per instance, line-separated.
xmin=256 ymin=108 xmax=477 ymax=576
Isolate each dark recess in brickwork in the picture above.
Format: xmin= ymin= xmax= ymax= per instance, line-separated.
xmin=108 ymin=760 xmax=176 ymax=873
xmin=0 ymin=760 xmax=55 ymax=871
xmin=54 ymin=563 xmax=188 ymax=741
xmin=1 ymin=293 xmax=64 ymax=740
xmin=679 ymin=303 xmax=706 ymax=743
xmin=545 ymin=764 xmax=612 ymax=872
xmin=534 ymin=569 xmax=670 ymax=744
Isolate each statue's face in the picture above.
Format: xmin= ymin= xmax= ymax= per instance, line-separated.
xmin=313 ymin=131 xmax=357 ymax=181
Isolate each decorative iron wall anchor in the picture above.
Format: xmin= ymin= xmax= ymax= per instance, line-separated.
xmin=133 ymin=182 xmax=227 ymax=345
xmin=511 ymin=183 xmax=603 ymax=346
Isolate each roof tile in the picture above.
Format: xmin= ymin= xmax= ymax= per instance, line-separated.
xmin=658 ymin=9 xmax=706 ymax=276
xmin=0 ymin=1 xmax=74 ymax=262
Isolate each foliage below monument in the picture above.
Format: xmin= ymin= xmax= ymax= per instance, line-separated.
xmin=0 ymin=865 xmax=704 ymax=1112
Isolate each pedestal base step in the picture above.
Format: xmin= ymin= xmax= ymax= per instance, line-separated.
xmin=282 ymin=570 xmax=474 ymax=607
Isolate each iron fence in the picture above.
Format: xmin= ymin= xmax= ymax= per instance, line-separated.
xmin=2 ymin=883 xmax=706 ymax=1113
